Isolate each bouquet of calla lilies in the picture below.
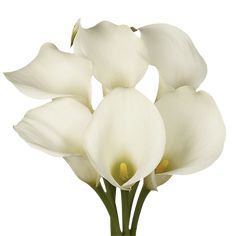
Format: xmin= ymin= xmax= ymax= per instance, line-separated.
xmin=4 ymin=19 xmax=225 ymax=236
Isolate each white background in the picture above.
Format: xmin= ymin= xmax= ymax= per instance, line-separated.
xmin=0 ymin=0 xmax=235 ymax=235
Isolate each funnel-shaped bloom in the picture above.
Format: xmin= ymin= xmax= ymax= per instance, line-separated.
xmin=64 ymin=156 xmax=100 ymax=187
xmin=84 ymin=88 xmax=166 ymax=189
xmin=14 ymin=97 xmax=99 ymax=186
xmin=145 ymin=86 xmax=225 ymax=190
xmin=4 ymin=43 xmax=92 ymax=107
xmin=72 ymin=20 xmax=148 ymax=89
xmin=139 ymin=24 xmax=207 ymax=98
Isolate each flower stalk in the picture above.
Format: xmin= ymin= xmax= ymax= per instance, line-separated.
xmin=130 ymin=187 xmax=150 ymax=236
xmin=92 ymin=183 xmax=121 ymax=235
xmin=93 ymin=180 xmax=149 ymax=236
xmin=121 ymin=190 xmax=130 ymax=235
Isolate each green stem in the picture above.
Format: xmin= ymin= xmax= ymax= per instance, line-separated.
xmin=92 ymin=184 xmax=122 ymax=235
xmin=104 ymin=178 xmax=116 ymax=202
xmin=130 ymin=186 xmax=150 ymax=236
xmin=103 ymin=179 xmax=120 ymax=235
xmin=128 ymin=182 xmax=139 ymax=215
xmin=121 ymin=190 xmax=130 ymax=235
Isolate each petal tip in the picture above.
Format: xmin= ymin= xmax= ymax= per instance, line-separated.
xmin=3 ymin=71 xmax=13 ymax=81
xmin=71 ymin=18 xmax=81 ymax=47
xmin=13 ymin=122 xmax=22 ymax=134
xmin=13 ymin=123 xmax=22 ymax=137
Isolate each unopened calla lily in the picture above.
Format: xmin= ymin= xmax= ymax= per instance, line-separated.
xmin=4 ymin=19 xmax=225 ymax=236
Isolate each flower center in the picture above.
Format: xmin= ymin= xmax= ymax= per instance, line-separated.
xmin=119 ymin=162 xmax=129 ymax=181
xmin=155 ymin=159 xmax=170 ymax=174
xmin=111 ymin=159 xmax=135 ymax=185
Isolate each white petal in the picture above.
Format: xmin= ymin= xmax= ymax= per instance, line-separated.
xmin=144 ymin=172 xmax=171 ymax=190
xmin=4 ymin=43 xmax=92 ymax=107
xmin=84 ymin=88 xmax=166 ymax=189
xmin=64 ymin=156 xmax=100 ymax=187
xmin=102 ymin=85 xmax=111 ymax=96
xmin=139 ymin=24 xmax=207 ymax=90
xmin=73 ymin=20 xmax=148 ymax=89
xmin=14 ymin=98 xmax=92 ymax=156
xmin=155 ymin=86 xmax=225 ymax=175
xmin=156 ymin=78 xmax=175 ymax=101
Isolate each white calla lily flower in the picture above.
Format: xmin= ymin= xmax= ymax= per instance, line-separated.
xmin=64 ymin=156 xmax=100 ymax=187
xmin=139 ymin=24 xmax=207 ymax=97
xmin=145 ymin=86 xmax=225 ymax=190
xmin=14 ymin=97 xmax=92 ymax=157
xmin=84 ymin=88 xmax=166 ymax=189
xmin=72 ymin=20 xmax=148 ymax=89
xmin=4 ymin=43 xmax=92 ymax=107
xmin=14 ymin=97 xmax=100 ymax=186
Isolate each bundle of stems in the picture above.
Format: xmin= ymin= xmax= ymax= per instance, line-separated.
xmin=93 ymin=179 xmax=150 ymax=236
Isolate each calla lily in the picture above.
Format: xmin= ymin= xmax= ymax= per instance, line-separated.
xmin=139 ymin=24 xmax=207 ymax=98
xmin=4 ymin=43 xmax=92 ymax=107
xmin=72 ymin=20 xmax=148 ymax=89
xmin=14 ymin=97 xmax=92 ymax=156
xmin=83 ymin=88 xmax=166 ymax=189
xmin=14 ymin=97 xmax=99 ymax=186
xmin=64 ymin=156 xmax=100 ymax=187
xmin=145 ymin=86 xmax=225 ymax=190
